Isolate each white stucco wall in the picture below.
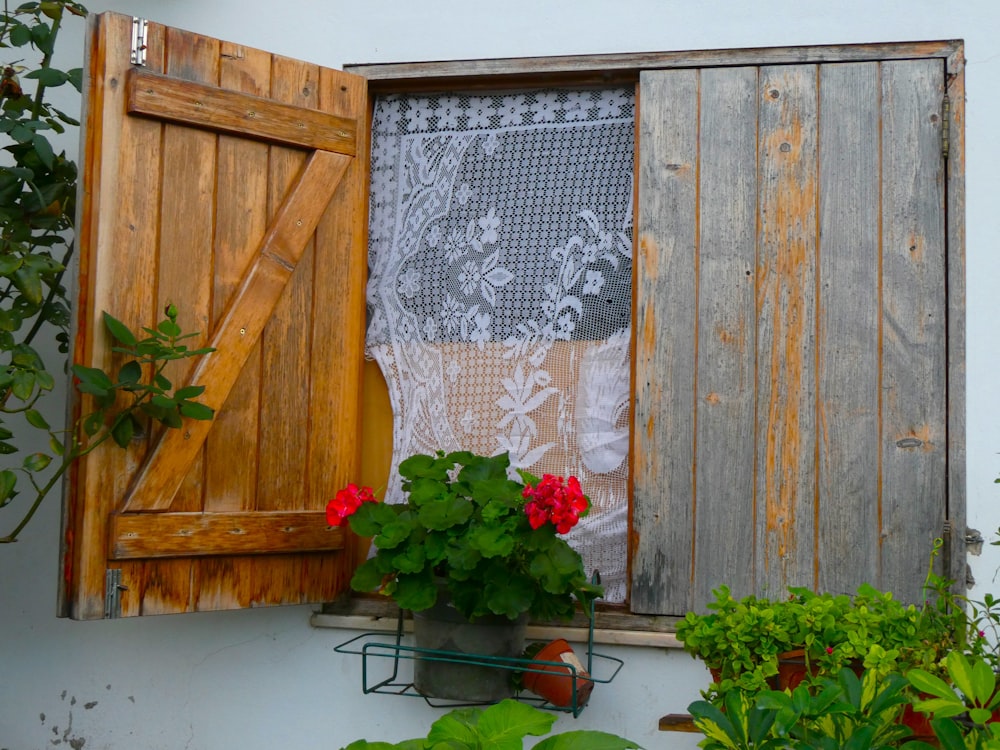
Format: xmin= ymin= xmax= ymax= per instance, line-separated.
xmin=2 ymin=1 xmax=999 ymax=748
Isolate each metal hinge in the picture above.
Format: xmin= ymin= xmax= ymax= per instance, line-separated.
xmin=104 ymin=568 xmax=127 ymax=619
xmin=941 ymin=94 xmax=951 ymax=160
xmin=130 ymin=17 xmax=148 ymax=67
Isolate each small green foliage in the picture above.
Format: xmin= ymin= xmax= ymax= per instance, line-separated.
xmin=1 ymin=0 xmax=89 ymax=539
xmin=1 ymin=309 xmax=215 ymax=541
xmin=338 ymin=699 xmax=642 ymax=750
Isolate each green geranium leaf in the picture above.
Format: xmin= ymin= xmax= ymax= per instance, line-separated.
xmin=390 ymin=544 xmax=426 ymax=574
xmin=374 ymin=515 xmax=417 ymax=550
xmin=398 ymin=452 xmax=450 ymax=481
xmin=406 ymin=476 xmax=448 ymax=506
xmin=469 ymin=524 xmax=515 ymax=558
xmin=418 ymin=495 xmax=472 ymax=530
xmin=391 ymin=571 xmax=437 ymax=611
xmin=350 ymin=557 xmax=391 ymax=594
xmin=530 ymin=543 xmax=585 ymax=593
xmin=483 ymin=572 xmax=534 ymax=619
xmin=348 ymin=501 xmax=401 ymax=538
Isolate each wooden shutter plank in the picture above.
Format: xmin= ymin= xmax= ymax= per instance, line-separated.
xmin=195 ymin=42 xmax=273 ymax=611
xmin=754 ymin=65 xmax=819 ymax=596
xmin=110 ymin=512 xmax=342 ymax=559
xmin=303 ymin=66 xmax=371 ymax=599
xmin=633 ymin=69 xmax=700 ymax=614
xmin=68 ymin=14 xmax=167 ymax=620
xmin=880 ymin=58 xmax=947 ymax=601
xmin=692 ymin=67 xmax=759 ymax=607
xmin=251 ymin=56 xmax=322 ymax=605
xmin=815 ymin=62 xmax=881 ymax=594
xmin=121 ymin=148 xmax=351 ymax=513
xmin=131 ymin=25 xmax=222 ymax=616
xmin=126 ymin=69 xmax=357 ymax=153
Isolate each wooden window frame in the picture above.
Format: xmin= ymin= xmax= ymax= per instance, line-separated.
xmin=313 ymin=38 xmax=966 ymax=636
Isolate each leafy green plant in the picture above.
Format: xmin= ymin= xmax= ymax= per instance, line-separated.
xmin=0 ymin=0 xmax=88 ymax=538
xmin=689 ymin=668 xmax=913 ymax=750
xmin=906 ymin=651 xmax=1000 ymax=750
xmin=330 ymin=451 xmax=603 ymax=621
xmin=1 ymin=306 xmax=215 ymax=540
xmin=339 ymin=698 xmax=642 ymax=750
xmin=677 ymin=546 xmax=962 ymax=693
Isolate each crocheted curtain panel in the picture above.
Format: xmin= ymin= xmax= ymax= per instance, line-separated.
xmin=366 ymin=88 xmax=635 ymax=602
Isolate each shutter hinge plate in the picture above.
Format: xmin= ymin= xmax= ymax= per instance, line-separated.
xmin=130 ymin=17 xmax=148 ymax=67
xmin=942 ymin=94 xmax=951 ymax=160
xmin=104 ymin=568 xmax=126 ymax=619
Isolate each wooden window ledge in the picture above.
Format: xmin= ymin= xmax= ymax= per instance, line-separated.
xmin=310 ymin=595 xmax=683 ymax=649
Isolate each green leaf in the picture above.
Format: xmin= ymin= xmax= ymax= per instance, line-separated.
xmin=103 ymin=311 xmax=138 ymax=346
xmin=12 ymin=265 xmax=43 ymax=305
xmin=474 ymin=700 xmax=558 ymax=747
xmin=426 ymin=707 xmax=484 ymax=749
xmin=418 ymin=495 xmax=473 ymax=531
xmin=534 ymin=731 xmax=642 ymax=750
xmin=31 ymin=133 xmax=53 ymax=168
xmin=175 ymin=385 xmax=205 ymax=399
xmin=179 ymin=401 xmax=214 ymax=421
xmin=24 ymin=408 xmax=49 ymax=429
xmin=118 ymin=360 xmax=141 ymax=384
xmin=111 ymin=415 xmax=134 ymax=448
xmin=48 ymin=434 xmax=64 ymax=456
xmin=391 ymin=573 xmax=438 ymax=611
xmin=9 ymin=22 xmax=32 ymax=46
xmin=157 ymin=318 xmax=181 ymax=338
xmin=944 ymin=651 xmax=976 ymax=703
xmin=23 ymin=452 xmax=51 ymax=472
xmin=908 ymin=668 xmax=957 ymax=700
xmin=24 ymin=67 xmax=68 ymax=87
xmin=0 ymin=255 xmax=23 ymax=275
xmin=11 ymin=369 xmax=35 ymax=400
xmin=83 ymin=411 xmax=104 ymax=437
xmin=0 ymin=470 xmax=17 ymax=503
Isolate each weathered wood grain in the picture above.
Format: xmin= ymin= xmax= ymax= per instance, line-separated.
xmin=195 ymin=41 xmax=272 ymax=611
xmin=126 ymin=69 xmax=356 ymax=154
xmin=632 ymin=69 xmax=699 ymax=614
xmin=755 ymin=64 xmax=819 ymax=597
xmin=815 ymin=62 xmax=881 ymax=595
xmin=692 ymin=66 xmax=759 ymax=607
xmin=110 ymin=512 xmax=343 ymax=559
xmin=879 ymin=58 xmax=947 ymax=602
xmin=120 ymin=149 xmax=350 ymax=514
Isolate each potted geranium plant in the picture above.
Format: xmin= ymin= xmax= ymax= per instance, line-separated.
xmin=328 ymin=450 xmax=603 ymax=702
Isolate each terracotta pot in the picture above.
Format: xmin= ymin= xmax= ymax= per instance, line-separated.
xmin=775 ymin=649 xmax=811 ymax=690
xmin=523 ymin=638 xmax=594 ymax=708
xmin=901 ymin=693 xmax=936 ymax=743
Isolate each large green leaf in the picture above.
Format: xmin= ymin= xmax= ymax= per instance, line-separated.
xmin=467 ymin=700 xmax=555 ymax=750
xmin=418 ymin=495 xmax=473 ymax=531
xmin=534 ymin=731 xmax=642 ymax=750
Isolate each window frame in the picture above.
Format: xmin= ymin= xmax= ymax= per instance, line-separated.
xmin=319 ymin=39 xmax=966 ymax=634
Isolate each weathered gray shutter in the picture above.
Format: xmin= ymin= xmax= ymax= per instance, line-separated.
xmin=633 ymin=58 xmax=954 ymax=614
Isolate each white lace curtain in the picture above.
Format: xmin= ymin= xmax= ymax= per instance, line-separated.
xmin=366 ymin=88 xmax=635 ymax=602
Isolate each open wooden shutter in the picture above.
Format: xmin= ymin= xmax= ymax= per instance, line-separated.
xmin=633 ymin=57 xmax=960 ymax=614
xmin=60 ymin=13 xmax=369 ymax=619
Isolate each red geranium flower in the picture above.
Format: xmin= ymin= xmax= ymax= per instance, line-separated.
xmin=522 ymin=474 xmax=588 ymax=533
xmin=326 ymin=483 xmax=376 ymax=527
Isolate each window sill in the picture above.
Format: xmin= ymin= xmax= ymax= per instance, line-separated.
xmin=310 ymin=596 xmax=683 ymax=649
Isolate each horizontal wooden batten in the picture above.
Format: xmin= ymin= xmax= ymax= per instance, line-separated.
xmin=125 ymin=68 xmax=357 ymax=154
xmin=110 ymin=512 xmax=343 ymax=559
xmin=347 ymin=39 xmax=962 ymax=92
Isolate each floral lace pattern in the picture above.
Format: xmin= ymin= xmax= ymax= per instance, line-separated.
xmin=367 ymin=89 xmax=634 ymax=602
